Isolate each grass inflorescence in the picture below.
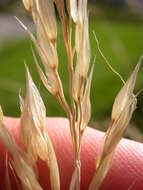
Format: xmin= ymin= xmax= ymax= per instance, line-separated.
xmin=0 ymin=0 xmax=143 ymax=190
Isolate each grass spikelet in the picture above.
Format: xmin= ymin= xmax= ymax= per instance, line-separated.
xmin=34 ymin=8 xmax=58 ymax=68
xmin=32 ymin=47 xmax=59 ymax=96
xmin=0 ymin=121 xmax=42 ymax=190
xmin=16 ymin=9 xmax=68 ymax=115
xmin=72 ymin=0 xmax=90 ymax=103
xmin=20 ymin=65 xmax=60 ymax=190
xmin=34 ymin=0 xmax=57 ymax=42
xmin=75 ymin=1 xmax=90 ymax=78
xmin=20 ymin=65 xmax=47 ymax=158
xmin=80 ymin=64 xmax=94 ymax=132
xmin=112 ymin=55 xmax=143 ymax=122
xmin=89 ymin=56 xmax=143 ymax=190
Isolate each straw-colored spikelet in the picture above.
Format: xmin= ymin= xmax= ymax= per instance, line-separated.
xmin=34 ymin=0 xmax=57 ymax=42
xmin=18 ymin=0 xmax=66 ymax=102
xmin=111 ymin=56 xmax=142 ymax=122
xmin=0 ymin=116 xmax=42 ymax=190
xmin=32 ymin=48 xmax=59 ymax=96
xmin=80 ymin=64 xmax=94 ymax=132
xmin=33 ymin=0 xmax=58 ymax=68
xmin=72 ymin=0 xmax=90 ymax=102
xmin=20 ymin=65 xmax=60 ymax=190
xmin=89 ymin=56 xmax=143 ymax=190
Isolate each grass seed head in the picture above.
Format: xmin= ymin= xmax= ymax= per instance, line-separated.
xmin=74 ymin=0 xmax=90 ymax=89
xmin=89 ymin=56 xmax=142 ymax=190
xmin=20 ymin=65 xmax=47 ymax=160
xmin=18 ymin=1 xmax=143 ymax=190
xmin=30 ymin=0 xmax=57 ymax=42
xmin=20 ymin=65 xmax=60 ymax=190
xmin=111 ymin=55 xmax=142 ymax=122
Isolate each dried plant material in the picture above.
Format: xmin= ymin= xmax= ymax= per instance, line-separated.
xmin=11 ymin=153 xmax=43 ymax=190
xmin=73 ymin=16 xmax=90 ymax=101
xmin=18 ymin=0 xmax=59 ymax=82
xmin=75 ymin=0 xmax=88 ymax=51
xmin=93 ymin=31 xmax=125 ymax=84
xmin=36 ymin=16 xmax=58 ymax=68
xmin=20 ymin=65 xmax=46 ymax=158
xmin=44 ymin=132 xmax=61 ymax=190
xmin=112 ymin=55 xmax=143 ymax=122
xmin=20 ymin=1 xmax=143 ymax=190
xmin=89 ymin=98 xmax=136 ymax=190
xmin=72 ymin=0 xmax=90 ymax=105
xmin=69 ymin=164 xmax=80 ymax=190
xmin=90 ymin=152 xmax=113 ymax=190
xmin=72 ymin=70 xmax=83 ymax=102
xmin=16 ymin=16 xmax=65 ymax=105
xmin=5 ymin=154 xmax=12 ymax=190
xmin=34 ymin=0 xmax=57 ymax=42
xmin=77 ymin=15 xmax=90 ymax=78
xmin=35 ymin=58 xmax=57 ymax=95
xmin=0 ymin=105 xmax=3 ymax=122
xmin=0 ymin=122 xmax=18 ymax=155
xmin=19 ymin=89 xmax=24 ymax=112
xmin=32 ymin=47 xmax=59 ymax=96
xmin=89 ymin=57 xmax=143 ymax=190
xmin=78 ymin=0 xmax=88 ymax=22
xmin=0 ymin=122 xmax=42 ymax=190
xmin=81 ymin=64 xmax=94 ymax=132
xmin=20 ymin=66 xmax=60 ymax=190
xmin=70 ymin=0 xmax=77 ymax=22
xmin=54 ymin=0 xmax=68 ymax=41
xmin=22 ymin=0 xmax=33 ymax=13
xmin=16 ymin=11 xmax=58 ymax=70
xmin=66 ymin=0 xmax=71 ymax=19
xmin=9 ymin=162 xmax=22 ymax=190
xmin=34 ymin=6 xmax=58 ymax=69
xmin=54 ymin=0 xmax=65 ymax=20
xmin=15 ymin=17 xmax=46 ymax=62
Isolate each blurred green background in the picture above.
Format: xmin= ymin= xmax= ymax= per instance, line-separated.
xmin=0 ymin=0 xmax=143 ymax=140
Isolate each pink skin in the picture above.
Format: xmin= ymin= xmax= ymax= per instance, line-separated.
xmin=0 ymin=117 xmax=143 ymax=190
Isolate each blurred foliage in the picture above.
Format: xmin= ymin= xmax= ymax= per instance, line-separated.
xmin=0 ymin=0 xmax=17 ymax=11
xmin=1 ymin=0 xmax=142 ymax=23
